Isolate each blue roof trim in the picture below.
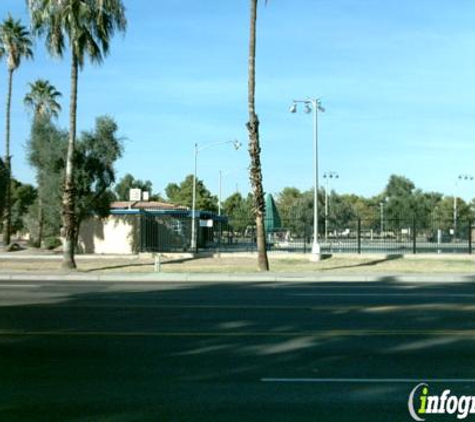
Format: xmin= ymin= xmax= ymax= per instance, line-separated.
xmin=110 ymin=209 xmax=227 ymax=222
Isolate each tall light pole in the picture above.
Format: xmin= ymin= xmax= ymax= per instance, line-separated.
xmin=323 ymin=171 xmax=339 ymax=242
xmin=218 ymin=168 xmax=247 ymax=216
xmin=219 ymin=170 xmax=223 ymax=216
xmin=453 ymin=174 xmax=474 ymax=238
xmin=290 ymin=97 xmax=325 ymax=261
xmin=191 ymin=139 xmax=241 ymax=251
xmin=380 ymin=197 xmax=388 ymax=238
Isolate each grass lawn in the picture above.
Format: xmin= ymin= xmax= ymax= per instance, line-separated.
xmin=2 ymin=254 xmax=475 ymax=274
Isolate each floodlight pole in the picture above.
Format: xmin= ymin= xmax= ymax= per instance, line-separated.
xmin=191 ymin=140 xmax=241 ymax=251
xmin=218 ymin=170 xmax=222 ymax=216
xmin=323 ymin=171 xmax=339 ymax=242
xmin=290 ymin=97 xmax=325 ymax=261
xmin=453 ymin=174 xmax=474 ymax=239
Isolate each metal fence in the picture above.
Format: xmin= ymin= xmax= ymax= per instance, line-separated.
xmin=139 ymin=213 xmax=474 ymax=255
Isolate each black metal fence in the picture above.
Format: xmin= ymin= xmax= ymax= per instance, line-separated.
xmin=139 ymin=213 xmax=474 ymax=255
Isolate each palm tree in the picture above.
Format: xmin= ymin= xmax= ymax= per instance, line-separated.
xmin=28 ymin=0 xmax=126 ymax=269
xmin=24 ymin=79 xmax=62 ymax=119
xmin=24 ymin=79 xmax=62 ymax=247
xmin=247 ymin=0 xmax=269 ymax=271
xmin=0 ymin=16 xmax=33 ymax=248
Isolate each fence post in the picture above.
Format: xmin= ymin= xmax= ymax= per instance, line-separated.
xmin=357 ymin=218 xmax=362 ymax=254
xmin=303 ymin=225 xmax=308 ymax=254
xmin=469 ymin=220 xmax=473 ymax=255
xmin=218 ymin=220 xmax=222 ymax=253
xmin=412 ymin=218 xmax=417 ymax=254
xmin=139 ymin=213 xmax=143 ymax=253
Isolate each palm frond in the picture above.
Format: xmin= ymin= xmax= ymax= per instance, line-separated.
xmin=28 ymin=0 xmax=127 ymax=64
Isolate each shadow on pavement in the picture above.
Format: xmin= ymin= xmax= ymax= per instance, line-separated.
xmin=320 ymin=254 xmax=403 ymax=271
xmin=0 ymin=279 xmax=475 ymax=421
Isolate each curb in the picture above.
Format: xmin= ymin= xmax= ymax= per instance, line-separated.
xmin=1 ymin=272 xmax=475 ymax=284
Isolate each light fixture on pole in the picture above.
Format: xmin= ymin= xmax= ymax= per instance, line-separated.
xmin=191 ymin=139 xmax=241 ymax=251
xmin=453 ymin=174 xmax=474 ymax=238
xmin=290 ymin=97 xmax=325 ymax=261
xmin=323 ymin=171 xmax=339 ymax=242
xmin=218 ymin=167 xmax=247 ymax=216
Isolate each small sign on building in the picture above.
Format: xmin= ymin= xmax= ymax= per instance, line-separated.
xmin=200 ymin=219 xmax=214 ymax=228
xmin=129 ymin=188 xmax=142 ymax=201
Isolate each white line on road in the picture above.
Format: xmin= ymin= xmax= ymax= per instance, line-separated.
xmin=291 ymin=293 xmax=475 ymax=298
xmin=0 ymin=284 xmax=39 ymax=288
xmin=261 ymin=378 xmax=475 ymax=383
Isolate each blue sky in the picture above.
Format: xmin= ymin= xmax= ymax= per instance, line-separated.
xmin=2 ymin=0 xmax=475 ymax=201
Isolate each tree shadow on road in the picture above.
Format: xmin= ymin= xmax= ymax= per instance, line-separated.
xmin=1 ymin=279 xmax=475 ymax=421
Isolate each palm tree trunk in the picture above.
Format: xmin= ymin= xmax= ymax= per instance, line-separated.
xmin=247 ymin=0 xmax=269 ymax=271
xmin=2 ymin=68 xmax=13 ymax=248
xmin=61 ymin=53 xmax=78 ymax=269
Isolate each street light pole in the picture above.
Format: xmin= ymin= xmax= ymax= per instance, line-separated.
xmin=218 ymin=170 xmax=222 ymax=216
xmin=290 ymin=97 xmax=325 ymax=261
xmin=323 ymin=171 xmax=339 ymax=242
xmin=191 ymin=140 xmax=241 ymax=251
xmin=453 ymin=174 xmax=474 ymax=239
xmin=218 ymin=168 xmax=247 ymax=216
xmin=191 ymin=143 xmax=199 ymax=251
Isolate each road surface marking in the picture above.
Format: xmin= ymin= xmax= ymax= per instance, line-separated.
xmin=261 ymin=378 xmax=475 ymax=383
xmin=292 ymin=293 xmax=475 ymax=298
xmin=16 ymin=304 xmax=475 ymax=313
xmin=1 ymin=329 xmax=475 ymax=338
xmin=0 ymin=284 xmax=39 ymax=288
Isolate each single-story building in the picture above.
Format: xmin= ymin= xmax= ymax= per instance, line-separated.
xmin=78 ymin=201 xmax=225 ymax=254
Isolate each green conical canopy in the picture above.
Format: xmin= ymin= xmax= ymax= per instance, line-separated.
xmin=264 ymin=193 xmax=282 ymax=233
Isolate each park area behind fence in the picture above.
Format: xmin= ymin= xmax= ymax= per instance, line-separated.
xmin=138 ymin=212 xmax=475 ymax=255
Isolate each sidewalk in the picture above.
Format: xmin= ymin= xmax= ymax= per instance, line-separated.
xmin=1 ymin=271 xmax=475 ymax=283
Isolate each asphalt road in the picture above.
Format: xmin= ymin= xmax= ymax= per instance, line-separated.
xmin=1 ymin=279 xmax=475 ymax=421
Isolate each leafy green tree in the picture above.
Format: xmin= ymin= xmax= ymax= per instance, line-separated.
xmin=327 ymin=192 xmax=358 ymax=232
xmin=276 ymin=187 xmax=302 ymax=223
xmin=10 ymin=181 xmax=37 ymax=234
xmin=247 ymin=0 xmax=269 ymax=271
xmin=28 ymin=0 xmax=127 ymax=269
xmin=165 ymin=175 xmax=218 ymax=212
xmin=383 ymin=175 xmax=419 ymax=229
xmin=0 ymin=15 xmax=33 ymax=247
xmin=385 ymin=175 xmax=415 ymax=198
xmin=222 ymin=192 xmax=253 ymax=232
xmin=275 ymin=187 xmax=326 ymax=238
xmin=24 ymin=81 xmax=62 ymax=246
xmin=114 ymin=174 xmax=154 ymax=201
xmin=26 ymin=116 xmax=122 ymax=248
xmin=74 ymin=116 xmax=123 ymax=237
xmin=26 ymin=116 xmax=67 ymax=246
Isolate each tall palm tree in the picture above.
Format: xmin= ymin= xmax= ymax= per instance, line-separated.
xmin=0 ymin=16 xmax=33 ymax=248
xmin=247 ymin=0 xmax=269 ymax=271
xmin=24 ymin=79 xmax=62 ymax=119
xmin=28 ymin=0 xmax=126 ymax=269
xmin=24 ymin=79 xmax=62 ymax=248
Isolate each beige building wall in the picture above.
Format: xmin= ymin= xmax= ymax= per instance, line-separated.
xmin=78 ymin=215 xmax=138 ymax=254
